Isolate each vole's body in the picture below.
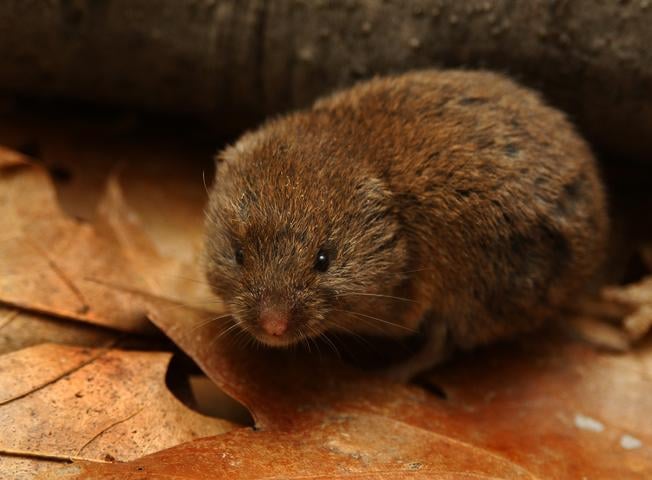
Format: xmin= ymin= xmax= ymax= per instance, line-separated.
xmin=205 ymin=70 xmax=608 ymax=379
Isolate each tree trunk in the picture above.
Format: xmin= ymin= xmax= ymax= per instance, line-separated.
xmin=0 ymin=0 xmax=650 ymax=160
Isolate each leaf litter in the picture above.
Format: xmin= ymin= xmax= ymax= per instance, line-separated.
xmin=0 ymin=344 xmax=236 ymax=479
xmin=0 ymin=114 xmax=650 ymax=479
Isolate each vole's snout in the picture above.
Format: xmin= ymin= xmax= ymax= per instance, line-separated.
xmin=259 ymin=304 xmax=290 ymax=337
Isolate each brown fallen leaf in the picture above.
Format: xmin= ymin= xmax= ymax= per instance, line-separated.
xmin=0 ymin=112 xmax=212 ymax=257
xmin=47 ymin=414 xmax=540 ymax=480
xmin=0 ymin=306 xmax=118 ymax=355
xmin=0 ymin=343 xmax=238 ymax=479
xmin=94 ymin=173 xmax=216 ymax=311
xmin=0 ymin=149 xmax=154 ymax=332
xmin=48 ymin=296 xmax=652 ymax=479
xmin=0 ymin=146 xmax=218 ymax=335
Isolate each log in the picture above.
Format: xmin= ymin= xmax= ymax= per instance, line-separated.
xmin=0 ymin=0 xmax=651 ymax=160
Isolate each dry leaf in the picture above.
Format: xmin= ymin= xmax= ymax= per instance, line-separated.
xmin=0 ymin=146 xmax=217 ymax=334
xmin=0 ymin=306 xmax=117 ymax=355
xmin=48 ymin=299 xmax=652 ymax=478
xmin=2 ymin=117 xmax=650 ymax=478
xmin=48 ymin=416 xmax=539 ymax=480
xmin=0 ymin=113 xmax=211 ymax=259
xmin=0 ymin=343 xmax=237 ymax=479
xmin=94 ymin=174 xmax=216 ymax=311
xmin=0 ymin=150 xmax=153 ymax=332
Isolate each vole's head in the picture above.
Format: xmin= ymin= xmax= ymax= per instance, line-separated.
xmin=204 ymin=121 xmax=409 ymax=347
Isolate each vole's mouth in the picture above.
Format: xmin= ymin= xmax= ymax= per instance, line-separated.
xmin=253 ymin=331 xmax=300 ymax=348
xmin=230 ymin=316 xmax=303 ymax=347
xmin=229 ymin=304 xmax=322 ymax=348
xmin=241 ymin=322 xmax=317 ymax=348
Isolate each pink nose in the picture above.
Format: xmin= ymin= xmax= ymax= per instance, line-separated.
xmin=259 ymin=307 xmax=289 ymax=336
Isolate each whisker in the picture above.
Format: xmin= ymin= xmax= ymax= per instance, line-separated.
xmin=334 ymin=292 xmax=418 ymax=303
xmin=321 ymin=333 xmax=341 ymax=358
xmin=81 ymin=277 xmax=225 ymax=314
xmin=396 ymin=267 xmax=440 ymax=275
xmin=298 ymin=328 xmax=312 ymax=354
xmin=153 ymin=299 xmax=224 ymax=315
xmin=330 ymin=321 xmax=373 ymax=348
xmin=160 ymin=271 xmax=242 ymax=286
xmin=157 ymin=274 xmax=213 ymax=287
xmin=217 ymin=322 xmax=241 ymax=340
xmin=332 ymin=308 xmax=417 ymax=333
xmin=208 ymin=320 xmax=243 ymax=349
xmin=188 ymin=313 xmax=235 ymax=333
xmin=232 ymin=327 xmax=249 ymax=350
xmin=303 ymin=324 xmax=323 ymax=358
xmin=202 ymin=170 xmax=211 ymax=197
xmin=310 ymin=333 xmax=323 ymax=359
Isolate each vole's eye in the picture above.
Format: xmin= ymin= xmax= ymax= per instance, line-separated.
xmin=234 ymin=247 xmax=244 ymax=266
xmin=314 ymin=249 xmax=330 ymax=272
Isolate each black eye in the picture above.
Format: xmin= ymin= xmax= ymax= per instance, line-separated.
xmin=235 ymin=247 xmax=244 ymax=265
xmin=314 ymin=249 xmax=330 ymax=272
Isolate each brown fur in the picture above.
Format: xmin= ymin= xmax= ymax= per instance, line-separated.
xmin=204 ymin=70 xmax=609 ymax=378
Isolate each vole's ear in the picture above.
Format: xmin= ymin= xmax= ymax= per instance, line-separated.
xmin=213 ymin=149 xmax=231 ymax=177
xmin=218 ymin=130 xmax=264 ymax=165
xmin=355 ymin=176 xmax=392 ymax=207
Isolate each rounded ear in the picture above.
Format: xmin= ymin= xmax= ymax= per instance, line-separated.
xmin=355 ymin=176 xmax=392 ymax=206
xmin=213 ymin=149 xmax=230 ymax=175
xmin=215 ymin=129 xmax=264 ymax=178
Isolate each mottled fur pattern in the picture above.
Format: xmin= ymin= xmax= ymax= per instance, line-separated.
xmin=204 ymin=70 xmax=608 ymax=376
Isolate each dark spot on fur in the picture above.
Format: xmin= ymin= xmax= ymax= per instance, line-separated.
xmin=459 ymin=97 xmax=488 ymax=105
xmin=541 ymin=223 xmax=571 ymax=282
xmin=475 ymin=137 xmax=495 ymax=149
xmin=563 ymin=177 xmax=581 ymax=200
xmin=504 ymin=143 xmax=520 ymax=158
xmin=376 ymin=233 xmax=400 ymax=254
xmin=455 ymin=189 xmax=471 ymax=198
xmin=479 ymin=164 xmax=496 ymax=175
xmin=500 ymin=221 xmax=571 ymax=302
xmin=320 ymin=286 xmax=337 ymax=303
xmin=397 ymin=191 xmax=421 ymax=207
xmin=435 ymin=96 xmax=452 ymax=111
xmin=502 ymin=211 xmax=515 ymax=227
xmin=554 ymin=175 xmax=584 ymax=218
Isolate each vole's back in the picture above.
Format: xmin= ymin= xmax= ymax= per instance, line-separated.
xmin=306 ymin=70 xmax=608 ymax=348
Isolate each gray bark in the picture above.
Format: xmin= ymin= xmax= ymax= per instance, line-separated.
xmin=0 ymin=0 xmax=651 ymax=160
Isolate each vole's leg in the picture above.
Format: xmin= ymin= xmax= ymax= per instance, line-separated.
xmin=382 ymin=318 xmax=452 ymax=383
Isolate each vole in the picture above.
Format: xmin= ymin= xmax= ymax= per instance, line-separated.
xmin=204 ymin=69 xmax=608 ymax=380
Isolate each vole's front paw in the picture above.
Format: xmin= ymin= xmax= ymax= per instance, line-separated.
xmin=601 ymin=276 xmax=652 ymax=342
xmin=566 ymin=275 xmax=652 ymax=351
